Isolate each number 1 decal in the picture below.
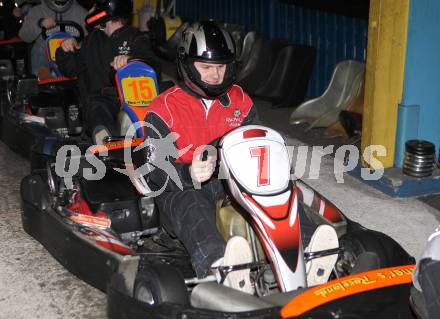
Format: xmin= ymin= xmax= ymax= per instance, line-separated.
xmin=250 ymin=146 xmax=270 ymax=186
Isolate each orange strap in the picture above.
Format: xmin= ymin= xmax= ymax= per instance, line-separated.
xmin=89 ymin=138 xmax=144 ymax=154
xmin=281 ymin=264 xmax=415 ymax=318
xmin=38 ymin=76 xmax=76 ymax=85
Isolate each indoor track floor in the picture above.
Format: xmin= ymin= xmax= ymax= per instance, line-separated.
xmin=0 ymin=142 xmax=106 ymax=318
xmin=0 ymin=101 xmax=439 ymax=318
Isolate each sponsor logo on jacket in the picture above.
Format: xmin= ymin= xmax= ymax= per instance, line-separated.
xmin=118 ymin=41 xmax=130 ymax=55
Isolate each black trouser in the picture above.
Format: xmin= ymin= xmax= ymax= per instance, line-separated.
xmin=84 ymin=94 xmax=120 ymax=138
xmin=154 ymin=179 xmax=226 ymax=278
xmin=154 ymin=178 xmax=317 ymax=279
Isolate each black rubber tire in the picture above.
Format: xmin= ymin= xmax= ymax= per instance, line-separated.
xmin=133 ymin=264 xmax=189 ymax=306
xmin=340 ymin=229 xmax=414 ymax=274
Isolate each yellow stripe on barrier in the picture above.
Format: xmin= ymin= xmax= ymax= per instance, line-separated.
xmin=361 ymin=0 xmax=409 ymax=169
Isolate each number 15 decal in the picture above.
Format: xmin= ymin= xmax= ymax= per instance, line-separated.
xmin=250 ymin=146 xmax=270 ymax=186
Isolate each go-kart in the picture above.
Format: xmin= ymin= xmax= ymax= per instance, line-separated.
xmin=28 ymin=58 xmax=162 ymax=174
xmin=0 ymin=38 xmax=28 ymax=137
xmin=21 ymin=117 xmax=416 ymax=318
xmin=0 ymin=21 xmax=84 ymax=158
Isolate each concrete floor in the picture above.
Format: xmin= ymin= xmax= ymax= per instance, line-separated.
xmin=0 ymin=143 xmax=106 ymax=318
xmin=0 ymin=100 xmax=439 ymax=318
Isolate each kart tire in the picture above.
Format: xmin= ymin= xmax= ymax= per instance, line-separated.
xmin=134 ymin=264 xmax=189 ymax=306
xmin=340 ymin=229 xmax=414 ymax=274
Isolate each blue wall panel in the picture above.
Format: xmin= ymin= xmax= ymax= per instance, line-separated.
xmin=176 ymin=0 xmax=368 ymax=97
xmin=395 ymin=0 xmax=440 ymax=166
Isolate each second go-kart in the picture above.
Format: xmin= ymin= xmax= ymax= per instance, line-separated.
xmin=21 ymin=118 xmax=416 ymax=318
xmin=0 ymin=38 xmax=28 ymax=138
xmin=0 ymin=38 xmax=28 ymax=79
xmin=1 ymin=21 xmax=84 ymax=158
xmin=30 ymin=58 xmax=161 ymax=173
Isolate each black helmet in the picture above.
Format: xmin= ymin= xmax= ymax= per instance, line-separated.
xmin=85 ymin=0 xmax=133 ymax=29
xmin=177 ymin=21 xmax=236 ymax=99
xmin=44 ymin=0 xmax=73 ymax=13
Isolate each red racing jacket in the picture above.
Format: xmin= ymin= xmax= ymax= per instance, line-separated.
xmin=143 ymin=84 xmax=258 ymax=191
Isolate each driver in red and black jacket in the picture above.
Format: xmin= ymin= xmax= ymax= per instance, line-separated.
xmin=145 ymin=21 xmax=328 ymax=294
xmin=55 ymin=0 xmax=160 ymax=144
xmin=144 ymin=21 xmax=258 ymax=294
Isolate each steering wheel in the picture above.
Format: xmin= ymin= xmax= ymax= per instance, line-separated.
xmin=42 ymin=20 xmax=85 ymax=42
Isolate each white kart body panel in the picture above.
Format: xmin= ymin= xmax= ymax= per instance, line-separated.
xmin=220 ymin=125 xmax=306 ymax=291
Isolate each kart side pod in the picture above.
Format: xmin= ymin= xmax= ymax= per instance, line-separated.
xmin=219 ymin=125 xmax=306 ymax=292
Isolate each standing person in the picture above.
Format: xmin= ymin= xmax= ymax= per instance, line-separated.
xmin=56 ymin=0 xmax=160 ymax=144
xmin=144 ymin=21 xmax=340 ymax=293
xmin=18 ymin=0 xmax=87 ymax=75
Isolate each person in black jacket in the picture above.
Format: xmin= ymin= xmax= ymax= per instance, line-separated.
xmin=55 ymin=0 xmax=159 ymax=143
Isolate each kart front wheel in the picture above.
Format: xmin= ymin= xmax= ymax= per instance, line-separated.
xmin=339 ymin=229 xmax=414 ymax=275
xmin=134 ymin=264 xmax=189 ymax=306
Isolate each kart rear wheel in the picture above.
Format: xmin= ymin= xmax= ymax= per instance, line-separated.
xmin=134 ymin=264 xmax=189 ymax=306
xmin=339 ymin=229 xmax=414 ymax=275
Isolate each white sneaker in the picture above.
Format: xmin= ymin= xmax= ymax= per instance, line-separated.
xmin=305 ymin=224 xmax=339 ymax=287
xmin=220 ymin=236 xmax=254 ymax=294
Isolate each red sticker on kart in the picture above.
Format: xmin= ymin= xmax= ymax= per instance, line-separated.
xmin=121 ymin=76 xmax=157 ymax=106
xmin=48 ymin=38 xmax=64 ymax=61
xmin=70 ymin=214 xmax=111 ymax=228
xmin=281 ymin=264 xmax=415 ymax=318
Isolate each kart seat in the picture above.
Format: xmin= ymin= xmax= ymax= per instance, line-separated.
xmin=27 ymin=85 xmax=81 ymax=130
xmin=28 ymin=89 xmax=69 ymax=108
xmin=80 ymin=169 xmax=138 ymax=209
xmin=249 ymin=38 xmax=289 ymax=92
xmin=155 ymin=22 xmax=188 ymax=61
xmin=236 ymin=36 xmax=272 ymax=94
xmin=236 ymin=31 xmax=262 ymax=67
xmin=80 ymin=169 xmax=158 ymax=233
xmin=253 ymin=44 xmax=316 ymax=108
xmin=217 ymin=203 xmax=266 ymax=260
xmin=221 ymin=23 xmax=244 ymax=58
xmin=289 ymin=60 xmax=365 ymax=129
